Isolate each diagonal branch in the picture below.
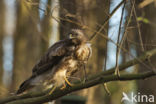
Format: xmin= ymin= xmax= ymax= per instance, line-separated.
xmin=0 ymin=48 xmax=156 ymax=104
xmin=6 ymin=72 xmax=156 ymax=104
xmin=89 ymin=0 xmax=127 ymax=40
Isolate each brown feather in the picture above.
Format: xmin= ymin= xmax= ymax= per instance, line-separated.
xmin=16 ymin=29 xmax=92 ymax=94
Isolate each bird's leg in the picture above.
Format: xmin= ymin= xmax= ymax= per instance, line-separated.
xmin=60 ymin=83 xmax=66 ymax=90
xmin=83 ymin=64 xmax=87 ymax=83
xmin=49 ymin=85 xmax=56 ymax=95
xmin=64 ymin=76 xmax=73 ymax=86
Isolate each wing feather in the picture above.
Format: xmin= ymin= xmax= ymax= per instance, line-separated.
xmin=32 ymin=38 xmax=77 ymax=76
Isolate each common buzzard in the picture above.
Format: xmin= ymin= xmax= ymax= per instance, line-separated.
xmin=16 ymin=29 xmax=92 ymax=94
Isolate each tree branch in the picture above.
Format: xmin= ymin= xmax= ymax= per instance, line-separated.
xmin=89 ymin=0 xmax=126 ymax=40
xmin=0 ymin=48 xmax=156 ymax=104
xmin=5 ymin=72 xmax=156 ymax=104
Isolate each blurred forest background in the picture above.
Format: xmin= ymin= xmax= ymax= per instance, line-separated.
xmin=0 ymin=0 xmax=156 ymax=104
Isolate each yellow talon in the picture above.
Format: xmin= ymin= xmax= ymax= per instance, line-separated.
xmin=49 ymin=85 xmax=56 ymax=95
xmin=64 ymin=76 xmax=73 ymax=86
xmin=60 ymin=83 xmax=66 ymax=90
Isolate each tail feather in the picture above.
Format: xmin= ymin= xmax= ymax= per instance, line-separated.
xmin=16 ymin=78 xmax=34 ymax=94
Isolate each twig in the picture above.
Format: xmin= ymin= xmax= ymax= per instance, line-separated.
xmin=115 ymin=1 xmax=126 ymax=76
xmin=89 ymin=0 xmax=127 ymax=40
xmin=138 ymin=0 xmax=154 ymax=8
xmin=102 ymin=83 xmax=111 ymax=96
xmin=132 ymin=0 xmax=145 ymax=51
xmin=115 ymin=0 xmax=136 ymax=76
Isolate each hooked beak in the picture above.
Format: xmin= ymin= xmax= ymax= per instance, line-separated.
xmin=69 ymin=34 xmax=74 ymax=38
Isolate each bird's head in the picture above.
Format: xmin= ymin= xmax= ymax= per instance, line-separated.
xmin=68 ymin=29 xmax=88 ymax=43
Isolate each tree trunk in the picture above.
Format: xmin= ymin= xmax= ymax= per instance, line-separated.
xmin=40 ymin=0 xmax=52 ymax=53
xmin=136 ymin=2 xmax=156 ymax=104
xmin=0 ymin=0 xmax=5 ymax=91
xmin=59 ymin=0 xmax=79 ymax=39
xmin=12 ymin=0 xmax=41 ymax=92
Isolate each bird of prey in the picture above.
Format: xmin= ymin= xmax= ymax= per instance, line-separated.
xmin=16 ymin=29 xmax=92 ymax=94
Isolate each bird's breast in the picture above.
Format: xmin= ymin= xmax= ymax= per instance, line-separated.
xmin=53 ymin=69 xmax=67 ymax=86
xmin=75 ymin=43 xmax=92 ymax=61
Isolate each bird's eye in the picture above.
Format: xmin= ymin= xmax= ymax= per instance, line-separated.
xmin=69 ymin=33 xmax=73 ymax=38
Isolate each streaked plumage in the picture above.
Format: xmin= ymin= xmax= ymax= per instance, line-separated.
xmin=16 ymin=29 xmax=92 ymax=94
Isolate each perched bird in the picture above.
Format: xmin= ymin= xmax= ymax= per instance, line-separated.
xmin=16 ymin=29 xmax=92 ymax=94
